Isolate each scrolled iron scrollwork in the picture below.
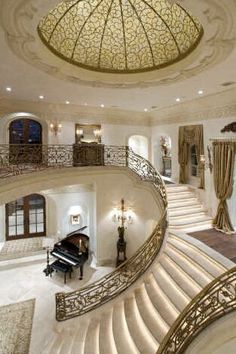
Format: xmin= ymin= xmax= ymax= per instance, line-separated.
xmin=0 ymin=143 xmax=167 ymax=320
xmin=157 ymin=266 xmax=236 ymax=354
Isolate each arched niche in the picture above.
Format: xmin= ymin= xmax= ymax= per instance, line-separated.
xmin=128 ymin=135 xmax=149 ymax=160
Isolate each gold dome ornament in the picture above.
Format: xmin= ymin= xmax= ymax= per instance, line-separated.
xmin=38 ymin=0 xmax=203 ymax=74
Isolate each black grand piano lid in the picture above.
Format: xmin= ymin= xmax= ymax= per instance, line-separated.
xmin=55 ymin=226 xmax=89 ymax=253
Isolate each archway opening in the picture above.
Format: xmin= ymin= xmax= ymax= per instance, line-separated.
xmin=128 ymin=135 xmax=148 ymax=160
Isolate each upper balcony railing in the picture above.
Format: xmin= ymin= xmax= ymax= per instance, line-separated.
xmin=0 ymin=144 xmax=167 ymax=320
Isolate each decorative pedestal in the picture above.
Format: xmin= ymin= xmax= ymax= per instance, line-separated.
xmin=116 ymin=239 xmax=127 ymax=267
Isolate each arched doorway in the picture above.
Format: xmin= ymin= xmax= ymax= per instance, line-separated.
xmin=6 ymin=194 xmax=46 ymax=240
xmin=128 ymin=135 xmax=149 ymax=160
xmin=9 ymin=118 xmax=42 ymax=144
xmin=9 ymin=118 xmax=42 ymax=163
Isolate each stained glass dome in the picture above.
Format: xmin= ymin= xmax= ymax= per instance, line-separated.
xmin=38 ymin=0 xmax=203 ymax=73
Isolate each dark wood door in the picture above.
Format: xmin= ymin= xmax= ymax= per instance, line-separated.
xmin=9 ymin=119 xmax=42 ymax=163
xmin=6 ymin=194 xmax=46 ymax=240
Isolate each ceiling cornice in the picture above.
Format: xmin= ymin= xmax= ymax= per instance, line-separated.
xmin=150 ymin=87 xmax=236 ymax=126
xmin=0 ymin=98 xmax=151 ymax=126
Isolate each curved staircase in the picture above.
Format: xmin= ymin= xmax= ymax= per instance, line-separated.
xmin=166 ymin=184 xmax=212 ymax=232
xmin=40 ymin=233 xmax=232 ymax=354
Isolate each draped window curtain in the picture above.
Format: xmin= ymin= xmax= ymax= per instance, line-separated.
xmin=212 ymin=141 xmax=235 ymax=234
xmin=178 ymin=125 xmax=205 ymax=188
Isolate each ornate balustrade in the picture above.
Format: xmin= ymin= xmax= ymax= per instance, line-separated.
xmin=157 ymin=266 xmax=236 ymax=354
xmin=0 ymin=143 xmax=167 ymax=320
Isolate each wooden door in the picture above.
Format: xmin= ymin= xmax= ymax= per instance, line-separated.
xmin=6 ymin=194 xmax=46 ymax=240
xmin=9 ymin=119 xmax=42 ymax=163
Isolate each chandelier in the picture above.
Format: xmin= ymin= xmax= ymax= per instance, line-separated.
xmin=38 ymin=0 xmax=203 ymax=74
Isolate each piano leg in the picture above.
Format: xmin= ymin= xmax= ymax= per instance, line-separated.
xmin=79 ymin=265 xmax=83 ymax=280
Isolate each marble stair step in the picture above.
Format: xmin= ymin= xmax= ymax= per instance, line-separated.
xmin=144 ymin=273 xmax=179 ymax=327
xmin=134 ymin=284 xmax=169 ymax=344
xmin=169 ymin=204 xmax=205 ymax=217
xmin=165 ymin=186 xmax=190 ymax=193
xmin=168 ymin=235 xmax=226 ymax=277
xmin=167 ymin=192 xmax=194 ymax=201
xmin=169 ymin=209 xmax=205 ymax=218
xmin=152 ymin=264 xmax=190 ymax=312
xmin=169 ymin=215 xmax=212 ymax=226
xmin=69 ymin=324 xmax=88 ymax=354
xmin=172 ymin=224 xmax=212 ymax=233
xmin=112 ymin=301 xmax=139 ymax=354
xmin=99 ymin=309 xmax=117 ymax=354
xmin=83 ymin=321 xmax=100 ymax=354
xmin=170 ymin=211 xmax=207 ymax=224
xmin=159 ymin=254 xmax=202 ymax=299
xmin=168 ymin=198 xmax=199 ymax=208
xmin=124 ymin=295 xmax=158 ymax=354
xmin=165 ymin=244 xmax=213 ymax=288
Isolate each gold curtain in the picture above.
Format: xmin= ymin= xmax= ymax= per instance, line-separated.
xmin=178 ymin=125 xmax=205 ymax=188
xmin=212 ymin=141 xmax=235 ymax=234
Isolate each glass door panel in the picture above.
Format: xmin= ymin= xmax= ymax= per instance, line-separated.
xmin=6 ymin=194 xmax=46 ymax=240
xmin=9 ymin=119 xmax=42 ymax=164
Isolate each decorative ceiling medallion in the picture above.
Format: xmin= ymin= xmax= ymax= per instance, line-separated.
xmin=37 ymin=0 xmax=203 ymax=74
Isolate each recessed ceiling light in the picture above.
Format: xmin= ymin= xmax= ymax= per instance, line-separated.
xmin=144 ymin=108 xmax=148 ymax=112
xmin=39 ymin=95 xmax=44 ymax=99
xmin=198 ymin=90 xmax=203 ymax=95
xmin=100 ymin=104 xmax=104 ymax=108
xmin=66 ymin=100 xmax=70 ymax=104
xmin=6 ymin=87 xmax=12 ymax=92
xmin=176 ymin=97 xmax=180 ymax=102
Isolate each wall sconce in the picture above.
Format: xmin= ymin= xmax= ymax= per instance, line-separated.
xmin=112 ymin=199 xmax=133 ymax=226
xmin=200 ymin=146 xmax=213 ymax=173
xmin=76 ymin=128 xmax=84 ymax=143
xmin=50 ymin=122 xmax=62 ymax=136
xmin=94 ymin=129 xmax=102 ymax=143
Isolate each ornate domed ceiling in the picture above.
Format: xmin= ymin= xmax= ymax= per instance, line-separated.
xmin=38 ymin=0 xmax=203 ymax=74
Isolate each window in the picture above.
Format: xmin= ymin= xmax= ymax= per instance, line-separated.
xmin=6 ymin=194 xmax=46 ymax=240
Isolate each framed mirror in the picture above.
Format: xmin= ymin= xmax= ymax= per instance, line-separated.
xmin=75 ymin=124 xmax=102 ymax=144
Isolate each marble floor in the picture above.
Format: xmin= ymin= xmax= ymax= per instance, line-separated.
xmin=0 ymin=256 xmax=113 ymax=353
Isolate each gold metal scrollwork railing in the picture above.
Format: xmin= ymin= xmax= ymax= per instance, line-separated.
xmin=0 ymin=144 xmax=167 ymax=320
xmin=157 ymin=266 xmax=236 ymax=354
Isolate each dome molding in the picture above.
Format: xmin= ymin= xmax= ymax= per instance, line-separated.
xmin=0 ymin=0 xmax=235 ymax=88
xmin=37 ymin=0 xmax=203 ymax=74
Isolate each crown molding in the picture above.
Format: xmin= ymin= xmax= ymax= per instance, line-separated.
xmin=0 ymin=97 xmax=151 ymax=126
xmin=150 ymin=87 xmax=236 ymax=126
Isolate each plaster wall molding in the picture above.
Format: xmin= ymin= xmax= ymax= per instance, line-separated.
xmin=0 ymin=0 xmax=235 ymax=88
xmin=1 ymin=88 xmax=236 ymax=127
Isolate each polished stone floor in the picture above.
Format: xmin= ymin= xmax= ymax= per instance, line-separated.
xmin=0 ymin=257 xmax=113 ymax=353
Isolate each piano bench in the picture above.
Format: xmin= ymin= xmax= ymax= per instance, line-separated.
xmin=51 ymin=260 xmax=73 ymax=284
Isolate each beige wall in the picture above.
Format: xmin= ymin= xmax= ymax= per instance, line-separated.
xmin=0 ymin=167 xmax=161 ymax=265
xmin=151 ymin=115 xmax=236 ymax=228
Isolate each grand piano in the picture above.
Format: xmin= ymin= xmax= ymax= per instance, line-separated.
xmin=49 ymin=226 xmax=89 ymax=283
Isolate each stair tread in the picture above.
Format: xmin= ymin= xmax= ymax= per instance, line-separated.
xmin=145 ymin=273 xmax=179 ymax=326
xmin=165 ymin=244 xmax=213 ymax=288
xmin=112 ymin=301 xmax=139 ymax=354
xmin=152 ymin=264 xmax=190 ymax=311
xmin=124 ymin=296 xmax=158 ymax=354
xmin=135 ymin=285 xmax=168 ymax=344
xmin=99 ymin=310 xmax=118 ymax=354
xmin=159 ymin=254 xmax=202 ymax=299
xmin=84 ymin=321 xmax=100 ymax=354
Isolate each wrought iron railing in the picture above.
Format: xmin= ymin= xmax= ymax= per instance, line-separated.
xmin=0 ymin=144 xmax=167 ymax=320
xmin=157 ymin=266 xmax=236 ymax=354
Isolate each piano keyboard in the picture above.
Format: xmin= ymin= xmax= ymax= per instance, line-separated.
xmin=51 ymin=251 xmax=78 ymax=266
